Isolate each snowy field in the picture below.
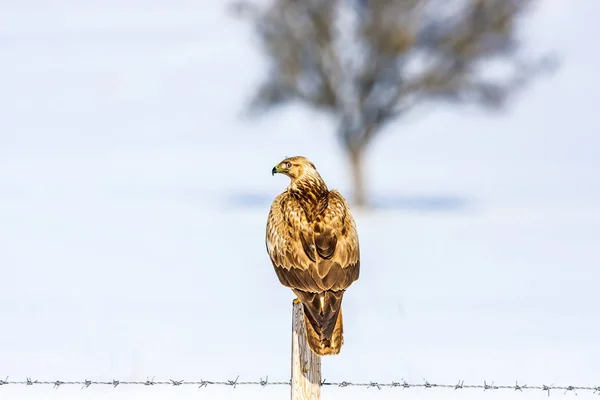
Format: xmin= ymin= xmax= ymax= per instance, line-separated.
xmin=1 ymin=1 xmax=599 ymax=399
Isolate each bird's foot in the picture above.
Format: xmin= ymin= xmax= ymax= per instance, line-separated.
xmin=293 ymin=298 xmax=301 ymax=305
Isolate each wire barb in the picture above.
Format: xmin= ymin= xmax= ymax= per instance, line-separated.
xmin=564 ymin=386 xmax=577 ymax=396
xmin=198 ymin=379 xmax=211 ymax=388
xmin=227 ymin=375 xmax=239 ymax=388
xmin=260 ymin=376 xmax=268 ymax=387
xmin=515 ymin=381 xmax=527 ymax=391
xmin=543 ymin=384 xmax=554 ymax=397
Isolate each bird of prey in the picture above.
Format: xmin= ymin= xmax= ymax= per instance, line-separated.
xmin=266 ymin=156 xmax=360 ymax=356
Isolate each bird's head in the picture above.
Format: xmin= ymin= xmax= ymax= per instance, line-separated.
xmin=271 ymin=156 xmax=318 ymax=181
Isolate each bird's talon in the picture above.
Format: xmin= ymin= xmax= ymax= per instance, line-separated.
xmin=293 ymin=298 xmax=300 ymax=305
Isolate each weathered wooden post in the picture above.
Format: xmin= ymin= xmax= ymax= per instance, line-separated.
xmin=291 ymin=299 xmax=321 ymax=400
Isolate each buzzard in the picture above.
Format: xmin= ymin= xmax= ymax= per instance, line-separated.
xmin=266 ymin=156 xmax=360 ymax=356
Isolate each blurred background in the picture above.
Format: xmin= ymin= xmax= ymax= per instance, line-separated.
xmin=0 ymin=1 xmax=599 ymax=399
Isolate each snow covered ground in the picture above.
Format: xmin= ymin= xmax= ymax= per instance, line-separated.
xmin=1 ymin=1 xmax=599 ymax=399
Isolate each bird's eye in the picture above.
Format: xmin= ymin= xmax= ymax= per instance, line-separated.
xmin=286 ymin=162 xmax=292 ymax=168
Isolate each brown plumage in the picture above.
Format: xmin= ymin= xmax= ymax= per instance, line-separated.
xmin=266 ymin=156 xmax=360 ymax=356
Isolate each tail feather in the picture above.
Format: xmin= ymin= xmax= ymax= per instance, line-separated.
xmin=293 ymin=289 xmax=345 ymax=356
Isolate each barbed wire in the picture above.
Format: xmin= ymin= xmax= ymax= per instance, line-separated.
xmin=0 ymin=376 xmax=599 ymax=395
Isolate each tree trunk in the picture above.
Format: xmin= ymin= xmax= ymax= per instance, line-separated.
xmin=348 ymin=144 xmax=367 ymax=209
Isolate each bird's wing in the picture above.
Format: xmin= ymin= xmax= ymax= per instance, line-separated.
xmin=310 ymin=189 xmax=360 ymax=291
xmin=266 ymin=191 xmax=321 ymax=292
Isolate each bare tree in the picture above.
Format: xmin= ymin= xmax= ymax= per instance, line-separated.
xmin=231 ymin=0 xmax=555 ymax=208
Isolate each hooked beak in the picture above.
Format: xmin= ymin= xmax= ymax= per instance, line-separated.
xmin=271 ymin=165 xmax=279 ymax=176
